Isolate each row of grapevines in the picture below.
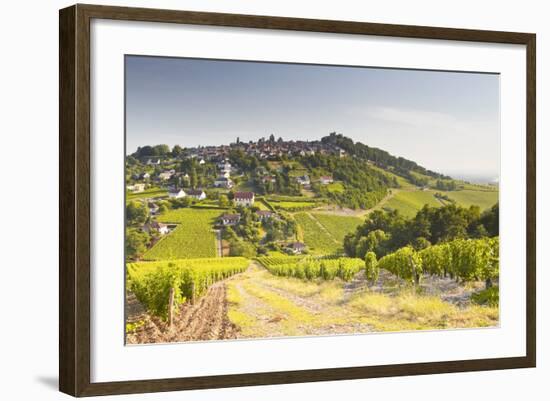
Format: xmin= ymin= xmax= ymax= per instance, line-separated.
xmin=420 ymin=237 xmax=499 ymax=284
xmin=376 ymin=237 xmax=499 ymax=286
xmin=257 ymin=256 xmax=364 ymax=281
xmin=127 ymin=257 xmax=249 ymax=319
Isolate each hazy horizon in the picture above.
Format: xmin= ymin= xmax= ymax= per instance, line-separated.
xmin=126 ymin=56 xmax=500 ymax=178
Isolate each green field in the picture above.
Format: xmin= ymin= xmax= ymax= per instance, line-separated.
xmin=143 ymin=209 xmax=222 ymax=260
xmin=273 ymin=201 xmax=318 ymax=211
xmin=384 ymin=190 xmax=443 ymax=218
xmin=325 ymin=182 xmax=345 ymax=193
xmin=126 ymin=187 xmax=167 ymax=201
xmin=446 ymin=190 xmax=499 ymax=210
xmin=311 ymin=213 xmax=363 ymax=243
xmin=383 ymin=188 xmax=499 ymax=218
xmin=266 ymin=196 xmax=320 ymax=211
xmin=294 ymin=213 xmax=339 ymax=254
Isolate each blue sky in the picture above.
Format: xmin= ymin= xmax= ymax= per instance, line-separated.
xmin=125 ymin=55 xmax=500 ymax=179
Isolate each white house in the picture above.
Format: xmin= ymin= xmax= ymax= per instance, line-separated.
xmin=319 ymin=176 xmax=334 ymax=185
xmin=186 ymin=189 xmax=207 ymax=200
xmin=220 ymin=213 xmax=241 ymax=226
xmin=234 ymin=191 xmax=255 ymax=207
xmin=218 ymin=161 xmax=231 ymax=171
xmin=158 ymin=170 xmax=175 ymax=181
xmin=139 ymin=172 xmax=150 ymax=180
xmin=147 ymin=158 xmax=161 ymax=166
xmin=199 ymin=158 xmax=206 ymax=165
xmin=143 ymin=221 xmax=170 ymax=235
xmin=296 ymin=175 xmax=310 ymax=186
xmin=214 ymin=176 xmax=233 ymax=188
xmin=127 ymin=183 xmax=145 ymax=193
xmin=151 ymin=221 xmax=170 ymax=235
xmin=168 ymin=188 xmax=186 ymax=198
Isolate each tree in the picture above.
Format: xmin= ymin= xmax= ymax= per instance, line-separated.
xmin=229 ymin=239 xmax=256 ymax=257
xmin=269 ymin=134 xmax=275 ymax=143
xmin=125 ymin=228 xmax=149 ymax=260
xmin=171 ymin=145 xmax=184 ymax=157
xmin=152 ymin=144 xmax=170 ymax=156
xmin=470 ymin=224 xmax=489 ymax=238
xmin=132 ymin=145 xmax=155 ymax=158
xmin=354 ymin=229 xmax=388 ymax=259
xmin=218 ymin=194 xmax=230 ymax=208
xmin=478 ymin=203 xmax=499 ymax=236
xmin=126 ymin=201 xmax=148 ymax=226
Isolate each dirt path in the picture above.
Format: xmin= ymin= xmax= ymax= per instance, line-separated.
xmin=126 ymin=281 xmax=239 ymax=344
xmin=225 ymin=263 xmax=372 ymax=338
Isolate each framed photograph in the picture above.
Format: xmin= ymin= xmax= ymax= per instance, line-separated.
xmin=59 ymin=4 xmax=536 ymax=397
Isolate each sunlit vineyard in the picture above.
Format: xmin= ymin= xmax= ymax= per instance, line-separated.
xmin=127 ymin=257 xmax=249 ymax=319
xmin=143 ymin=208 xmax=222 ymax=260
xmin=377 ymin=237 xmax=499 ymax=286
xmin=257 ymin=255 xmax=364 ymax=281
xmin=294 ymin=212 xmax=340 ymax=254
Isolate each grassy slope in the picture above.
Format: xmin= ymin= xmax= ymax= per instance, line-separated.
xmin=384 ymin=190 xmax=442 ymax=218
xmin=311 ymin=213 xmax=363 ymax=243
xmin=445 ymin=190 xmax=499 ymax=210
xmin=368 ymin=165 xmax=416 ymax=189
xmin=143 ymin=208 xmax=222 ymax=260
xmin=382 ymin=188 xmax=499 ymax=218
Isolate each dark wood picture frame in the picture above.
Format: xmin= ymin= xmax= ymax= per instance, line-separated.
xmin=59 ymin=3 xmax=536 ymax=397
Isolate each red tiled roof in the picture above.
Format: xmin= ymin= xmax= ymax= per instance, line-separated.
xmin=234 ymin=191 xmax=254 ymax=200
xmin=257 ymin=210 xmax=273 ymax=216
xmin=221 ymin=214 xmax=240 ymax=222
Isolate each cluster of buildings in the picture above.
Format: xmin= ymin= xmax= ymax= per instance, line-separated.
xmin=177 ymin=138 xmax=348 ymax=162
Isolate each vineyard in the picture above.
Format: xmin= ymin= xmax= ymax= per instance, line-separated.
xmin=294 ymin=212 xmax=340 ymax=254
xmin=142 ymin=209 xmax=222 ymax=260
xmin=127 ymin=257 xmax=249 ymax=319
xmin=377 ymin=237 xmax=499 ymax=286
xmin=257 ymin=255 xmax=364 ymax=281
